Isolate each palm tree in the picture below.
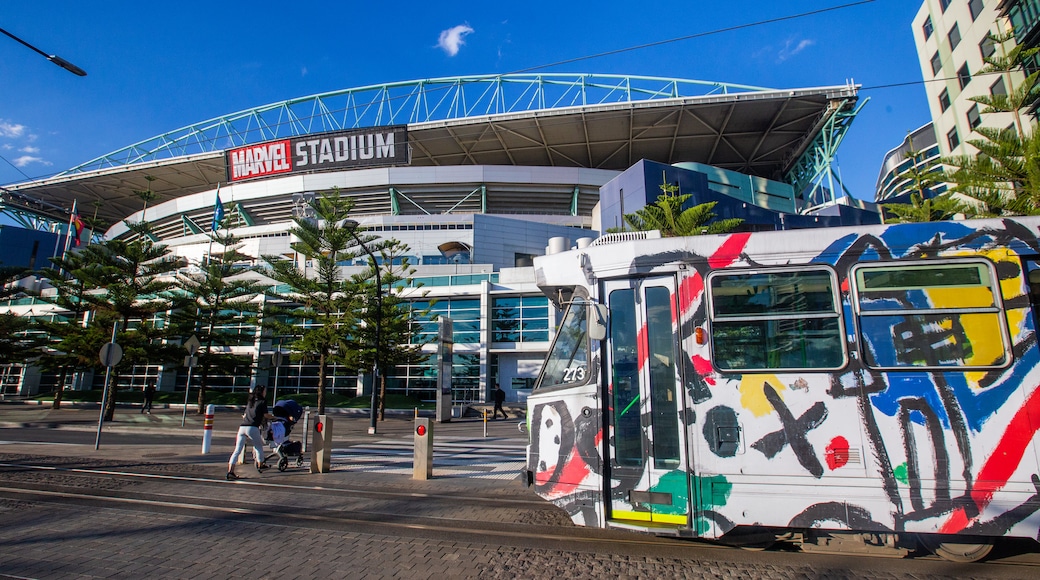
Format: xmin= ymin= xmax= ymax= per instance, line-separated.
xmin=620 ymin=174 xmax=742 ymax=236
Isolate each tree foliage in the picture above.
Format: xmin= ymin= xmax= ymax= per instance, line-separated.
xmin=619 ymin=176 xmax=743 ymax=236
xmin=262 ymin=191 xmax=365 ymax=415
xmin=942 ymin=30 xmax=1040 ymax=216
xmin=172 ymin=227 xmax=267 ymax=413
xmin=343 ymin=238 xmax=429 ymax=420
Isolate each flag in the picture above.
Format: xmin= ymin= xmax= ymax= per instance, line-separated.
xmin=212 ymin=190 xmax=224 ymax=231
xmin=71 ymin=212 xmax=84 ymax=247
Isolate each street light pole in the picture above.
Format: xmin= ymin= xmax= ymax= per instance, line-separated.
xmin=0 ymin=27 xmax=87 ymax=76
xmin=340 ymin=219 xmax=382 ymax=435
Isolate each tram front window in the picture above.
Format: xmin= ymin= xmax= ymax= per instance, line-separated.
xmin=535 ymin=297 xmax=590 ymax=389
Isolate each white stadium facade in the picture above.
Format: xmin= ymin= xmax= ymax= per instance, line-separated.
xmin=0 ymin=73 xmax=871 ymax=404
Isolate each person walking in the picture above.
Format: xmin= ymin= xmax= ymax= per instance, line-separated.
xmin=227 ymin=384 xmax=274 ymax=480
xmin=493 ymin=385 xmax=508 ymax=419
xmin=141 ymin=380 xmax=156 ymax=414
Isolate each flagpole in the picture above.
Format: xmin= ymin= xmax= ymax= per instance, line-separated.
xmin=61 ymin=199 xmax=78 ymax=261
xmin=206 ymin=184 xmax=222 ymax=267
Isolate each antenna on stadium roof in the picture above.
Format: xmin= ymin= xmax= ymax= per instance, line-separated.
xmin=0 ymin=26 xmax=87 ymax=76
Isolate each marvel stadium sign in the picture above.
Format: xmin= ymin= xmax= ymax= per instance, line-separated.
xmin=226 ymin=125 xmax=408 ymax=182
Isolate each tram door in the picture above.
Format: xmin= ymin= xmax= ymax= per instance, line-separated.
xmin=603 ymin=276 xmax=691 ymax=526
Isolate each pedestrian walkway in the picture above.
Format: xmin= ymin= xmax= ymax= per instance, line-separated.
xmin=332 ymin=436 xmax=526 ymax=481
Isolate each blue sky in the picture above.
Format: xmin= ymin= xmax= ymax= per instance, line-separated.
xmin=0 ymin=0 xmax=927 ymax=203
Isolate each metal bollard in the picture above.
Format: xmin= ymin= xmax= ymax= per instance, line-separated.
xmin=301 ymin=408 xmax=310 ymax=453
xmin=414 ymin=417 xmax=433 ymax=480
xmin=483 ymin=408 xmax=488 ymax=438
xmin=201 ymin=404 xmax=215 ymax=453
xmin=310 ymin=414 xmax=333 ymax=473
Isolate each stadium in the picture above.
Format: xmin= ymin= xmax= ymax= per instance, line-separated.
xmin=0 ymin=73 xmax=875 ymax=403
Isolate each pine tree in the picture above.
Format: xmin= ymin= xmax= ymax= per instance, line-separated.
xmin=262 ymin=191 xmax=363 ymax=415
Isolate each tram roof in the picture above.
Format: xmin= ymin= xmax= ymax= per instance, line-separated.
xmin=1 ymin=74 xmax=859 ymax=227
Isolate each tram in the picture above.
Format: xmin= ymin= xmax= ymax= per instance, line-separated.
xmin=523 ymin=217 xmax=1040 ymax=562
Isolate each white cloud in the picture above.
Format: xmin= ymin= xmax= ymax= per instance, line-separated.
xmin=13 ymin=155 xmax=49 ymax=168
xmin=0 ymin=121 xmax=26 ymax=139
xmin=20 ymin=146 xmax=39 ymax=154
xmin=777 ymin=38 xmax=814 ymax=62
xmin=438 ymin=24 xmax=474 ymax=57
xmin=301 ymin=67 xmax=308 ymax=77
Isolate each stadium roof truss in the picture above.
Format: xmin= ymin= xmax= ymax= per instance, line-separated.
xmin=1 ymin=73 xmax=862 ymax=233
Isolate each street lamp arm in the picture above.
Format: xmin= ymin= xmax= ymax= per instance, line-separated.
xmin=0 ymin=27 xmax=87 ymax=76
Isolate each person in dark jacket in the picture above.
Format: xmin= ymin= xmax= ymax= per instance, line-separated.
xmin=227 ymin=385 xmax=274 ymax=480
xmin=493 ymin=385 xmax=508 ymax=419
xmin=141 ymin=380 xmax=156 ymax=414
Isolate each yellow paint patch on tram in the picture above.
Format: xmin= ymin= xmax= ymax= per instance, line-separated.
xmin=739 ymin=375 xmax=784 ymax=417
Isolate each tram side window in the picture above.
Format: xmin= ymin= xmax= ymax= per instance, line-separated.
xmin=709 ymin=269 xmax=844 ymax=371
xmin=534 ymin=297 xmax=591 ymax=389
xmin=854 ymin=262 xmax=1008 ymax=368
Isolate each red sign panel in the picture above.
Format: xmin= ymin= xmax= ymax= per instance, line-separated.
xmin=227 ymin=139 xmax=293 ymax=181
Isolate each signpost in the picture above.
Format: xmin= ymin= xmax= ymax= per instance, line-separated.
xmin=181 ymin=335 xmax=200 ymax=426
xmin=272 ymin=350 xmax=283 ymax=403
xmin=94 ymin=322 xmax=121 ymax=450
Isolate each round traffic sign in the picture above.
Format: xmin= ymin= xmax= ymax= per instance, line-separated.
xmin=99 ymin=342 xmax=123 ymax=367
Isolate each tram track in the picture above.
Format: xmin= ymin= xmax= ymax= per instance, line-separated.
xmin=0 ymin=463 xmax=714 ymax=557
xmin=2 ymin=458 xmax=1040 ymax=577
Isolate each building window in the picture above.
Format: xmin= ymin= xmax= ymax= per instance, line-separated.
xmin=969 ymin=0 xmax=984 ymax=21
xmin=947 ymin=126 xmax=960 ymax=150
xmin=939 ymin=0 xmax=951 ymax=12
xmin=958 ymin=63 xmax=971 ymax=89
xmin=980 ymin=35 xmax=996 ymax=59
xmin=491 ymin=295 xmax=549 ymax=343
xmin=948 ymin=24 xmax=961 ymax=50
xmin=931 ymin=51 xmax=942 ymax=75
xmin=923 ymin=16 xmax=934 ymax=40
xmin=939 ymin=88 xmax=951 ymax=112
xmin=967 ymin=104 xmax=982 ymax=130
xmin=991 ymin=76 xmax=1007 ymax=95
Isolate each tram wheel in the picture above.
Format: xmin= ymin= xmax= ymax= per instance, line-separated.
xmin=917 ymin=534 xmax=994 ymax=563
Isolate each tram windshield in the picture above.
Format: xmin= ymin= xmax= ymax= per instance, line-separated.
xmin=535 ymin=297 xmax=590 ymax=389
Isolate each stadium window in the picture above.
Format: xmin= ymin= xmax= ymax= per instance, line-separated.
xmin=947 ymin=126 xmax=960 ymax=150
xmin=967 ymin=104 xmax=981 ymax=130
xmin=852 ymin=262 xmax=1007 ymax=368
xmin=980 ymin=35 xmax=996 ymax=59
xmin=931 ymin=51 xmax=942 ymax=75
xmin=708 ymin=268 xmax=844 ymax=371
xmin=939 ymin=88 xmax=951 ymax=112
xmin=991 ymin=76 xmax=1007 ymax=96
xmin=947 ymin=24 xmax=961 ymax=50
xmin=957 ymin=63 xmax=971 ymax=89
xmin=969 ymin=0 xmax=984 ymax=21
xmin=939 ymin=0 xmax=951 ymax=12
xmin=923 ymin=16 xmax=934 ymax=40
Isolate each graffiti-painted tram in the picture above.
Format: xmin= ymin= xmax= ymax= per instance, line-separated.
xmin=523 ymin=218 xmax=1040 ymax=562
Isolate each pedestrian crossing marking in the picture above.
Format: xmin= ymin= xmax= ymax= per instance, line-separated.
xmin=330 ymin=438 xmax=526 ymax=481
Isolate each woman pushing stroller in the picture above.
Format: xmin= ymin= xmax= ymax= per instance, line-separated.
xmin=227 ymin=384 xmax=275 ymax=480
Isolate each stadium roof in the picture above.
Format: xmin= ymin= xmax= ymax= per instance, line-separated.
xmin=1 ymin=74 xmax=860 ymax=227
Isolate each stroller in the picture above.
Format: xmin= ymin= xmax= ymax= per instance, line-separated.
xmin=264 ymin=399 xmax=305 ymax=471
